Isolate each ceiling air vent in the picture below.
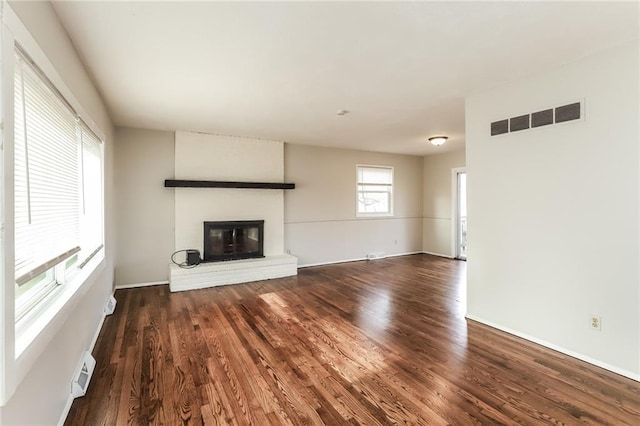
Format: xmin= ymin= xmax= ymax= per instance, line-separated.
xmin=490 ymin=100 xmax=583 ymax=136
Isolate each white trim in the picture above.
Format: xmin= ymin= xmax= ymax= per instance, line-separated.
xmin=386 ymin=251 xmax=423 ymax=258
xmin=285 ymin=216 xmax=422 ymax=225
xmin=0 ymin=9 xmax=15 ymax=407
xmin=466 ymin=314 xmax=640 ymax=382
xmin=115 ymin=280 xmax=169 ymax=290
xmin=15 ymin=251 xmax=105 ymax=355
xmin=298 ymin=257 xmax=367 ymax=268
xmin=451 ymin=167 xmax=466 ymax=259
xmin=87 ymin=308 xmax=108 ymax=360
xmin=421 ymin=216 xmax=451 ymax=221
xmin=422 ymin=251 xmax=454 ymax=259
xmin=298 ymin=251 xmax=424 ymax=268
xmin=56 ymin=297 xmax=110 ymax=426
xmin=57 ymin=395 xmax=73 ymax=426
xmin=1 ymin=3 xmax=109 ymax=404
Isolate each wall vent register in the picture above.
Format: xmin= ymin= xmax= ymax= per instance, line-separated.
xmin=531 ymin=109 xmax=554 ymax=127
xmin=71 ymin=351 xmax=96 ymax=399
xmin=509 ymin=114 xmax=530 ymax=132
xmin=490 ymin=101 xmax=582 ymax=136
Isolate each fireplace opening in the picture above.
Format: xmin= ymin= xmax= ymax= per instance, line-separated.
xmin=203 ymin=220 xmax=264 ymax=262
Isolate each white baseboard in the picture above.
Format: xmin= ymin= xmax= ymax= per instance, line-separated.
xmin=88 ymin=309 xmax=108 ymax=359
xmin=58 ymin=394 xmax=73 ymax=426
xmin=298 ymin=251 xmax=424 ymax=268
xmin=115 ymin=280 xmax=169 ymax=290
xmin=387 ymin=251 xmax=423 ymax=258
xmin=57 ymin=292 xmax=112 ymax=426
xmin=298 ymin=257 xmax=367 ymax=268
xmin=465 ymin=314 xmax=640 ymax=382
xmin=422 ymin=250 xmax=454 ymax=259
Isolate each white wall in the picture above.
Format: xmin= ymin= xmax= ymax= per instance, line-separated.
xmin=115 ymin=127 xmax=174 ymax=287
xmin=1 ymin=1 xmax=115 ymax=424
xmin=174 ymin=131 xmax=285 ymax=256
xmin=466 ymin=40 xmax=639 ymax=378
xmin=284 ymin=144 xmax=423 ymax=266
xmin=422 ymin=149 xmax=465 ymax=257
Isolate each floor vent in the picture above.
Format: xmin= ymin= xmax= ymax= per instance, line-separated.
xmin=104 ymin=294 xmax=117 ymax=315
xmin=71 ymin=352 xmax=96 ymax=399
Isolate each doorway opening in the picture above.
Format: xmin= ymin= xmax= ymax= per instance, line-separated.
xmin=452 ymin=168 xmax=467 ymax=260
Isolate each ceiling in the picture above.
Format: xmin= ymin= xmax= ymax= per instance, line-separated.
xmin=51 ymin=1 xmax=638 ymax=156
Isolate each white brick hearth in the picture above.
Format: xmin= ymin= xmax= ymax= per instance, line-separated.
xmin=169 ymin=254 xmax=298 ymax=292
xmin=170 ymin=131 xmax=294 ymax=292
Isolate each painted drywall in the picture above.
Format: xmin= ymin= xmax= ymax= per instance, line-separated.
xmin=174 ymin=131 xmax=285 ymax=257
xmin=1 ymin=1 xmax=115 ymax=425
xmin=466 ymin=40 xmax=639 ymax=377
xmin=422 ymin=149 xmax=465 ymax=257
xmin=115 ymin=127 xmax=174 ymax=287
xmin=284 ymin=144 xmax=423 ymax=266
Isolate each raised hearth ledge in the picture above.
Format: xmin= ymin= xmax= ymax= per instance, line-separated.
xmin=169 ymin=254 xmax=298 ymax=292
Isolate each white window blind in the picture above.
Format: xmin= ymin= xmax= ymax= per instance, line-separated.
xmin=14 ymin=49 xmax=81 ymax=284
xmin=356 ymin=165 xmax=393 ymax=215
xmin=13 ymin=46 xmax=104 ymax=289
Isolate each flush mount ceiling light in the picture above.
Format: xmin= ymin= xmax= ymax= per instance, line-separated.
xmin=428 ymin=136 xmax=448 ymax=146
xmin=336 ymin=110 xmax=349 ymax=116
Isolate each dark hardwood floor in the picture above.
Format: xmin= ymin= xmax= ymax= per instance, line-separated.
xmin=65 ymin=254 xmax=640 ymax=425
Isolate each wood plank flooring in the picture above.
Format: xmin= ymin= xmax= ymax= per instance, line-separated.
xmin=65 ymin=254 xmax=640 ymax=425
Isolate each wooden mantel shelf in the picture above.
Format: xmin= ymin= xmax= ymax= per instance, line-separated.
xmin=164 ymin=179 xmax=295 ymax=190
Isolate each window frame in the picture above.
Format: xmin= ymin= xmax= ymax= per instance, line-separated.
xmin=355 ymin=164 xmax=394 ymax=217
xmin=1 ymin=3 xmax=107 ymax=406
xmin=12 ymin=46 xmax=105 ymax=323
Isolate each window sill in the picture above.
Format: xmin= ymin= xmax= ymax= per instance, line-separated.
xmin=15 ymin=249 xmax=105 ymax=359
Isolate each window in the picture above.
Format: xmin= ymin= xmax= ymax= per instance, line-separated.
xmin=356 ymin=165 xmax=393 ymax=216
xmin=13 ymin=46 xmax=104 ymax=321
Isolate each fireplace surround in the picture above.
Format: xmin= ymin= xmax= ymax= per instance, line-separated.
xmin=203 ymin=220 xmax=264 ymax=262
xmin=169 ymin=132 xmax=297 ymax=292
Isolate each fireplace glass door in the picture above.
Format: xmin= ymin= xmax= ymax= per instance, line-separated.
xmin=203 ymin=220 xmax=264 ymax=262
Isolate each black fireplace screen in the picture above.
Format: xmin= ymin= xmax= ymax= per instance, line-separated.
xmin=203 ymin=220 xmax=264 ymax=262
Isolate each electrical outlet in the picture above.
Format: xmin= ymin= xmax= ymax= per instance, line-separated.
xmin=366 ymin=252 xmax=385 ymax=260
xmin=590 ymin=315 xmax=602 ymax=331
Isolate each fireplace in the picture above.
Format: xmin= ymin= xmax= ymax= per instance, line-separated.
xmin=203 ymin=220 xmax=264 ymax=262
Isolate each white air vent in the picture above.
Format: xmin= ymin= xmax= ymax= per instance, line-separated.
xmin=71 ymin=351 xmax=96 ymax=399
xmin=491 ymin=99 xmax=584 ymax=136
xmin=104 ymin=294 xmax=116 ymax=315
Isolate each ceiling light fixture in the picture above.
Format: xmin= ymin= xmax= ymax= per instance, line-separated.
xmin=428 ymin=136 xmax=448 ymax=146
xmin=336 ymin=110 xmax=349 ymax=116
